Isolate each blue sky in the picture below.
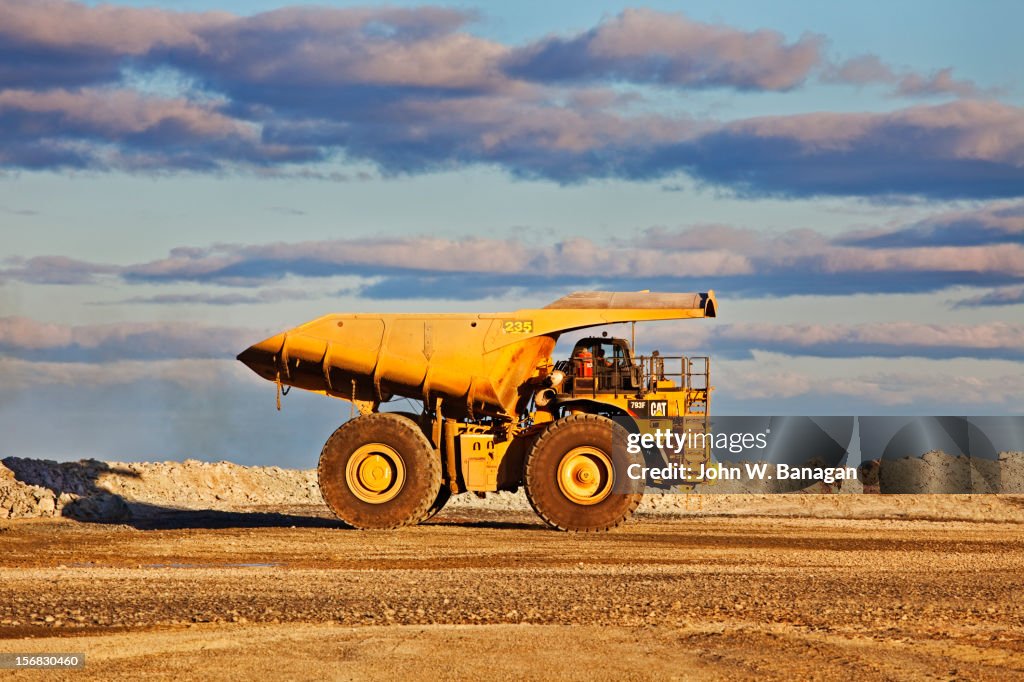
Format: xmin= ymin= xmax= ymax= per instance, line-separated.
xmin=1 ymin=0 xmax=1022 ymax=465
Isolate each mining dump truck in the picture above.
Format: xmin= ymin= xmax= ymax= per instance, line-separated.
xmin=237 ymin=291 xmax=717 ymax=531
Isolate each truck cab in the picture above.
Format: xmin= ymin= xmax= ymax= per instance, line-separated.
xmin=564 ymin=336 xmax=638 ymax=393
xmin=548 ymin=336 xmax=711 ymax=432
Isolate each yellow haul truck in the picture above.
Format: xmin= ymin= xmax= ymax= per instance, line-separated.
xmin=237 ymin=291 xmax=717 ymax=531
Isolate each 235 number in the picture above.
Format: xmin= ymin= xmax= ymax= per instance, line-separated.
xmin=502 ymin=320 xmax=534 ymax=333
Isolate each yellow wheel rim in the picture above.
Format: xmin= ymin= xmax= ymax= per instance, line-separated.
xmin=345 ymin=443 xmax=406 ymax=504
xmin=557 ymin=446 xmax=613 ymax=505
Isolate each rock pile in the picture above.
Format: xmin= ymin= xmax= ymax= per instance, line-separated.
xmin=0 ymin=457 xmax=322 ymax=521
xmin=872 ymin=451 xmax=1023 ymax=494
xmin=1 ymin=461 xmax=63 ymax=519
xmin=998 ymin=451 xmax=1024 ymax=493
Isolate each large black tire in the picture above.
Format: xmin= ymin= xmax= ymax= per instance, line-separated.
xmin=524 ymin=414 xmax=643 ymax=532
xmin=318 ymin=412 xmax=442 ymax=529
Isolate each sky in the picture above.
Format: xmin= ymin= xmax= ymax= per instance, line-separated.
xmin=0 ymin=0 xmax=1022 ymax=466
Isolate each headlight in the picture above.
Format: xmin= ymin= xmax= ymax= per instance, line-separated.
xmin=548 ymin=369 xmax=565 ymax=387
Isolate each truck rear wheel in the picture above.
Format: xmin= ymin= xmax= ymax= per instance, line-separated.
xmin=524 ymin=414 xmax=643 ymax=532
xmin=318 ymin=412 xmax=442 ymax=529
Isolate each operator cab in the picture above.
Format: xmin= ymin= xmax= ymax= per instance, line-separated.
xmin=563 ymin=336 xmax=638 ymax=393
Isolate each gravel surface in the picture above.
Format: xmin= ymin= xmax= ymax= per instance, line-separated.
xmin=0 ymin=504 xmax=1022 ymax=680
xmin=2 ymin=456 xmax=1023 ymax=679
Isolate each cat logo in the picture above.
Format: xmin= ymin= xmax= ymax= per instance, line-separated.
xmin=628 ymin=400 xmax=668 ymax=418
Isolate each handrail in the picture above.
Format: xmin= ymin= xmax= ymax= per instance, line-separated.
xmin=559 ymin=354 xmax=709 ymax=398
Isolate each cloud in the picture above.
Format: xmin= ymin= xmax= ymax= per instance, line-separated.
xmin=895 ymin=68 xmax=983 ymax=98
xmin=714 ymin=357 xmax=1024 ymax=409
xmin=630 ymin=100 xmax=1024 ymax=199
xmin=121 ymin=237 xmax=538 ymax=284
xmin=650 ymin=322 xmax=1024 ymax=361
xmin=823 ymin=55 xmax=983 ymax=98
xmin=0 ymin=316 xmax=258 ymax=362
xmin=0 ymin=356 xmax=236 ymax=391
xmin=0 ymin=205 xmax=38 ymax=216
xmin=837 ymin=201 xmax=1024 ymax=248
xmin=173 ymin=6 xmax=503 ymax=99
xmin=5 ymin=202 xmax=1024 ymax=298
xmin=115 ymin=203 xmax=1024 ymax=292
xmin=0 ymin=1 xmax=1017 ymax=197
xmin=101 ymin=288 xmax=326 ymax=306
xmin=0 ymin=0 xmax=228 ymax=88
xmin=0 ymin=1 xmax=499 ymax=95
xmin=635 ymin=213 xmax=1024 ymax=291
xmin=503 ymin=9 xmax=823 ymax=91
xmin=266 ymin=206 xmax=306 ymax=216
xmin=953 ymin=285 xmax=1024 ymax=308
xmin=0 ymin=255 xmax=118 ymax=285
xmin=121 ymin=237 xmax=748 ymax=285
xmin=0 ymin=87 xmax=318 ymax=170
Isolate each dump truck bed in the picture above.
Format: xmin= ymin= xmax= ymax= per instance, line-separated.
xmin=237 ymin=291 xmax=717 ymax=418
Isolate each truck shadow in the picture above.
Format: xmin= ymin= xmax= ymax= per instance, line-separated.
xmin=1 ymin=457 xmax=345 ymax=530
xmin=124 ymin=506 xmax=345 ymax=530
xmin=2 ymin=458 xmax=545 ymax=531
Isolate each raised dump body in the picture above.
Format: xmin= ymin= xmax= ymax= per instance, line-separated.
xmin=237 ymin=291 xmax=717 ymax=419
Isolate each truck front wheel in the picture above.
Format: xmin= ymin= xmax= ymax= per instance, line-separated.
xmin=524 ymin=414 xmax=643 ymax=532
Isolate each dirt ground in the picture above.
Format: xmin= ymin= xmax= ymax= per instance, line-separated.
xmin=1 ymin=501 xmax=1023 ymax=681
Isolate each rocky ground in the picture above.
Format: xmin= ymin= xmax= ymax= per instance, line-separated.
xmin=0 ymin=507 xmax=1022 ymax=680
xmin=1 ymin=456 xmax=1022 ymax=680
